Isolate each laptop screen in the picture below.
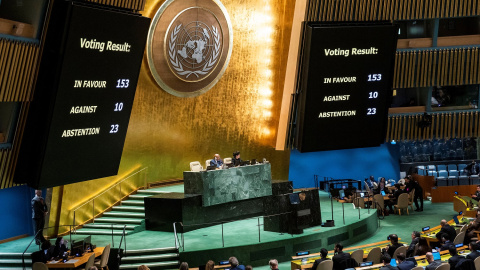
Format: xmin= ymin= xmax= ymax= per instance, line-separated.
xmin=381 ymin=190 xmax=386 ymax=196
xmin=433 ymin=252 xmax=441 ymax=261
xmin=390 ymin=259 xmax=397 ymax=267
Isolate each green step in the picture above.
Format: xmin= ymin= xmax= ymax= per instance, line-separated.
xmin=82 ymin=224 xmax=136 ymax=230
xmin=126 ymin=247 xmax=178 ymax=255
xmin=121 ymin=253 xmax=179 ymax=264
xmin=94 ymin=217 xmax=143 ymax=224
xmin=112 ymin=206 xmax=145 ymax=212
xmin=121 ymin=200 xmax=144 ymax=206
xmin=136 ymin=190 xmax=171 ymax=195
xmin=74 ymin=229 xmax=131 ymax=235
xmin=119 ymin=261 xmax=179 ymax=270
xmin=128 ymin=195 xmax=150 ymax=200
xmin=103 ymin=212 xmax=145 ymax=218
xmin=0 ymin=253 xmax=31 ymax=259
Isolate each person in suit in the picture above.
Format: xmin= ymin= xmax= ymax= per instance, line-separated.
xmin=472 ymin=185 xmax=480 ymax=202
xmin=311 ymin=249 xmax=330 ymax=270
xmin=228 ymin=257 xmax=244 ymax=270
xmin=397 ymin=253 xmax=415 ymax=270
xmin=52 ymin=237 xmax=68 ymax=258
xmin=32 ymin=190 xmax=48 ymax=245
xmin=379 ymin=254 xmax=397 ymax=270
xmin=447 ymin=245 xmax=465 ymax=270
xmin=232 ymin=151 xmax=242 ymax=166
xmin=383 ymin=234 xmax=403 ymax=259
xmin=332 ymin=243 xmax=351 ymax=270
xmin=415 ymin=237 xmax=430 ymax=256
xmin=465 ymin=161 xmax=480 ymax=176
xmin=210 ymin=154 xmax=223 ymax=168
xmin=465 ymin=211 xmax=480 ymax=244
xmin=269 ymin=259 xmax=278 ymax=270
xmin=179 ymin=262 xmax=189 ymax=270
xmin=436 ymin=219 xmax=457 ymax=243
xmin=467 ymin=241 xmax=480 ymax=260
xmin=406 ymin=231 xmax=420 ymax=257
xmin=425 ymin=252 xmax=443 ymax=270
xmin=440 ymin=233 xmax=455 ymax=251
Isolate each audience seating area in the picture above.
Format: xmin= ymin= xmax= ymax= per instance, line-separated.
xmin=417 ymin=164 xmax=480 ymax=186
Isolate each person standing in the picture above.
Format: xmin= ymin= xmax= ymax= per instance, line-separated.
xmin=413 ymin=178 xmax=424 ymax=212
xmin=32 ymin=189 xmax=48 ymax=245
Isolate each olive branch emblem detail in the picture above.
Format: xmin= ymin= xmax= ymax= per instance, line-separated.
xmin=168 ymin=24 xmax=221 ymax=78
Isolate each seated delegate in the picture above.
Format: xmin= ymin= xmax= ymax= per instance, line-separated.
xmin=210 ymin=154 xmax=223 ymax=168
xmin=465 ymin=160 xmax=480 ymax=176
xmin=232 ymin=151 xmax=242 ymax=166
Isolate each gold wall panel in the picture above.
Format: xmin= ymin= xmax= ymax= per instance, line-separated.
xmin=49 ymin=0 xmax=295 ymax=233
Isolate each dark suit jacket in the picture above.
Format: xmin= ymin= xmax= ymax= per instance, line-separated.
xmin=31 ymin=196 xmax=47 ymax=219
xmin=311 ymin=258 xmax=330 ymax=270
xmin=386 ymin=242 xmax=404 ymax=258
xmin=397 ymin=261 xmax=415 ymax=270
xmin=425 ymin=261 xmax=443 ymax=270
xmin=440 ymin=241 xmax=455 ymax=251
xmin=448 ymin=254 xmax=465 ymax=270
xmin=407 ymin=237 xmax=420 ymax=257
xmin=467 ymin=250 xmax=480 ymax=260
xmin=436 ymin=224 xmax=457 ymax=242
xmin=465 ymin=163 xmax=480 ymax=176
xmin=332 ymin=252 xmax=351 ymax=270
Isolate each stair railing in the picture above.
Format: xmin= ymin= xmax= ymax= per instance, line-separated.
xmin=71 ymin=167 xmax=148 ymax=233
xmin=173 ymin=222 xmax=184 ymax=251
xmin=117 ymin=224 xmax=127 ymax=266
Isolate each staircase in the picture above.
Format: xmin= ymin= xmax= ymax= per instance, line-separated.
xmin=75 ymin=189 xmax=171 ymax=236
xmin=119 ymin=247 xmax=180 ymax=270
xmin=0 ymin=253 xmax=32 ymax=270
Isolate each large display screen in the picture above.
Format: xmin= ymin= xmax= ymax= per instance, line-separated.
xmin=14 ymin=2 xmax=150 ymax=188
xmin=295 ymin=22 xmax=398 ymax=152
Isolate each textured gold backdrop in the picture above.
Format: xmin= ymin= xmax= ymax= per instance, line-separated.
xmin=49 ymin=0 xmax=295 ymax=232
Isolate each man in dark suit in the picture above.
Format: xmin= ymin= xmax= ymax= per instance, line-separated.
xmin=407 ymin=231 xmax=420 ymax=257
xmin=232 ymin=151 xmax=242 ymax=166
xmin=397 ymin=253 xmax=415 ymax=270
xmin=465 ymin=160 xmax=480 ymax=176
xmin=311 ymin=248 xmax=330 ymax=270
xmin=467 ymin=241 xmax=480 ymax=260
xmin=440 ymin=233 xmax=455 ymax=251
xmin=228 ymin=257 xmax=244 ymax=270
xmin=332 ymin=243 xmax=351 ymax=270
xmin=436 ymin=219 xmax=457 ymax=243
xmin=425 ymin=252 xmax=443 ymax=270
xmin=379 ymin=254 xmax=397 ymax=270
xmin=448 ymin=245 xmax=465 ymax=270
xmin=32 ymin=189 xmax=48 ymax=245
xmin=472 ymin=185 xmax=480 ymax=202
xmin=383 ymin=234 xmax=403 ymax=259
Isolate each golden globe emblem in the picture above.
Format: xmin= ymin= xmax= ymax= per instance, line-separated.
xmin=147 ymin=0 xmax=233 ymax=97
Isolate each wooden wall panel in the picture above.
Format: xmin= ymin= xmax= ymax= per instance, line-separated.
xmin=386 ymin=111 xmax=480 ymax=142
xmin=84 ymin=0 xmax=147 ymax=11
xmin=306 ymin=0 xmax=480 ymax=21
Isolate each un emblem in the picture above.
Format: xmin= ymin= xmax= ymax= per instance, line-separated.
xmin=147 ymin=0 xmax=233 ymax=97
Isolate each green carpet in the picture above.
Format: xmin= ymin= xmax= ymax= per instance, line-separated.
xmin=0 ymin=187 xmax=459 ymax=270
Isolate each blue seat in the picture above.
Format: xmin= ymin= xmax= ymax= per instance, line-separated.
xmin=427 ymin=165 xmax=436 ymax=170
xmin=458 ymin=174 xmax=469 ymax=185
xmin=429 ymin=170 xmax=438 ymax=177
xmin=459 ymin=164 xmax=468 ymax=174
xmin=437 ymin=165 xmax=447 ymax=171
xmin=416 ymin=166 xmax=427 ymax=176
xmin=447 ymin=164 xmax=458 ymax=171
xmin=471 ymin=175 xmax=480 ymax=185
xmin=436 ymin=178 xmax=448 ymax=186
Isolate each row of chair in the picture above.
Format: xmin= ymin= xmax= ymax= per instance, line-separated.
xmin=32 ymin=244 xmax=110 ymax=270
xmin=354 ymin=191 xmax=414 ymax=216
xmin=417 ymin=164 xmax=469 ymax=177
xmin=314 ymin=227 xmax=470 ymax=270
xmin=190 ymin=158 xmax=234 ymax=171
